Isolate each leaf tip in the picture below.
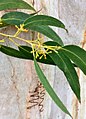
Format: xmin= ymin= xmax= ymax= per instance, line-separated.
xmin=65 ymin=28 xmax=68 ymax=33
xmin=79 ymin=98 xmax=81 ymax=104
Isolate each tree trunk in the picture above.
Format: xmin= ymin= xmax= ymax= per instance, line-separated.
xmin=0 ymin=0 xmax=86 ymax=119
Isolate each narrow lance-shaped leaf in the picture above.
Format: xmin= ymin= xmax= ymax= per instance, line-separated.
xmin=0 ymin=0 xmax=35 ymax=11
xmin=19 ymin=45 xmax=77 ymax=67
xmin=0 ymin=45 xmax=29 ymax=59
xmin=0 ymin=45 xmax=56 ymax=65
xmin=24 ymin=15 xmax=67 ymax=31
xmin=59 ymin=45 xmax=86 ymax=75
xmin=34 ymin=57 xmax=72 ymax=117
xmin=49 ymin=51 xmax=80 ymax=102
xmin=1 ymin=11 xmax=35 ymax=26
xmin=25 ymin=25 xmax=64 ymax=46
xmin=0 ymin=45 xmax=78 ymax=68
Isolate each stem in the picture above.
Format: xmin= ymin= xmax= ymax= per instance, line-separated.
xmin=8 ymin=37 xmax=20 ymax=47
xmin=0 ymin=32 xmax=61 ymax=59
xmin=0 ymin=32 xmax=61 ymax=50
xmin=0 ymin=32 xmax=32 ymax=45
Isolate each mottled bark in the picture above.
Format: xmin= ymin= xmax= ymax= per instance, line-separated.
xmin=0 ymin=0 xmax=86 ymax=119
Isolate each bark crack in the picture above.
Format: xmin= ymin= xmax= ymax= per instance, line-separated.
xmin=7 ymin=57 xmax=23 ymax=119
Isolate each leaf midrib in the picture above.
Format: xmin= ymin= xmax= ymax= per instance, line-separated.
xmin=57 ymin=53 xmax=78 ymax=88
xmin=0 ymin=2 xmax=25 ymax=7
xmin=34 ymin=58 xmax=71 ymax=116
xmin=2 ymin=18 xmax=25 ymax=23
xmin=0 ymin=2 xmax=34 ymax=10
xmin=25 ymin=19 xmax=60 ymax=27
xmin=62 ymin=47 xmax=86 ymax=67
xmin=50 ymin=52 xmax=79 ymax=99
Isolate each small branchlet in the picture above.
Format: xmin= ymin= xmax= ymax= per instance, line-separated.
xmin=14 ymin=24 xmax=28 ymax=37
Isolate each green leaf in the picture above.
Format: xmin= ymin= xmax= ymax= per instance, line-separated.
xmin=43 ymin=41 xmax=77 ymax=67
xmin=1 ymin=11 xmax=34 ymax=26
xmin=0 ymin=0 xmax=35 ymax=11
xmin=49 ymin=51 xmax=80 ymax=102
xmin=24 ymin=15 xmax=66 ymax=30
xmin=26 ymin=25 xmax=64 ymax=46
xmin=34 ymin=57 xmax=71 ymax=117
xmin=43 ymin=41 xmax=60 ymax=46
xmin=0 ymin=45 xmax=29 ymax=58
xmin=59 ymin=45 xmax=86 ymax=75
xmin=0 ymin=45 xmax=56 ymax=65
